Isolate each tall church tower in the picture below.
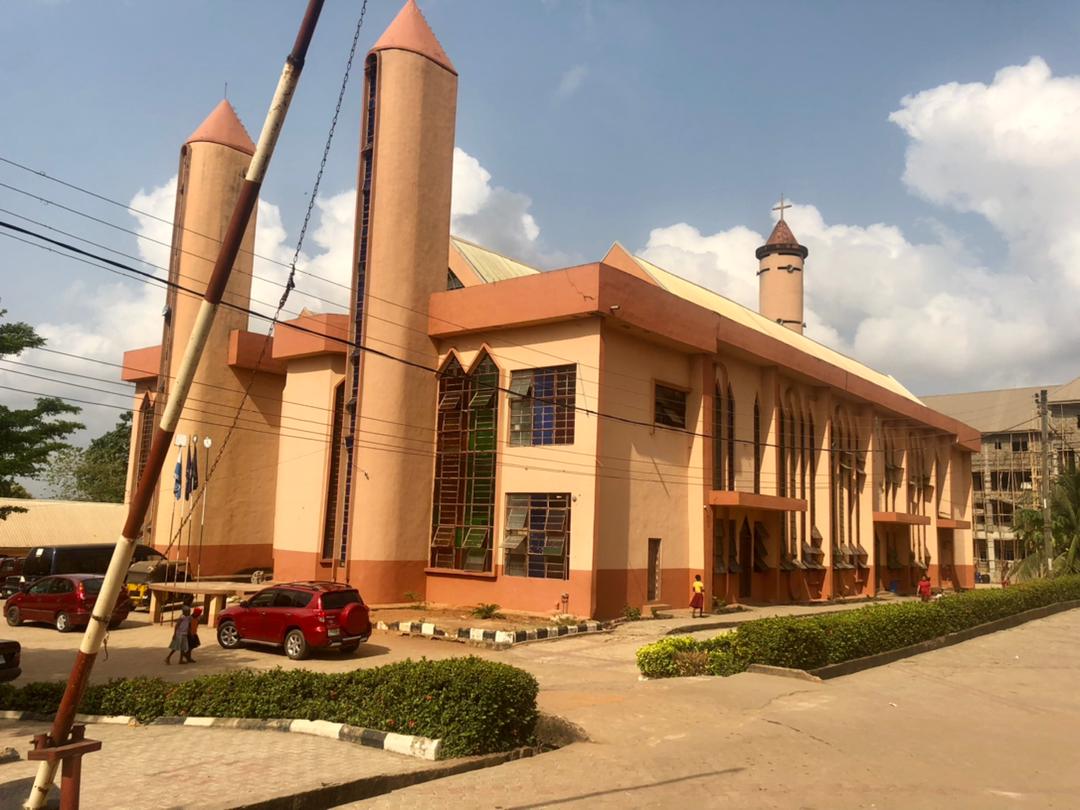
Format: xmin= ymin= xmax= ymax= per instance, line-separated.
xmin=148 ymin=100 xmax=278 ymax=574
xmin=335 ymin=0 xmax=458 ymax=601
xmin=756 ymin=199 xmax=808 ymax=334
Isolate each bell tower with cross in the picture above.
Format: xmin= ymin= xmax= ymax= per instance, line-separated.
xmin=756 ymin=194 xmax=809 ymax=334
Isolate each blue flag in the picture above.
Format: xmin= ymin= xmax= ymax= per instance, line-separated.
xmin=173 ymin=449 xmax=182 ymax=501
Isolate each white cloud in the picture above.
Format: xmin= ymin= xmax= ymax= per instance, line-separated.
xmin=555 ymin=64 xmax=589 ymax=101
xmin=639 ymin=58 xmax=1080 ymax=395
xmin=450 ymin=147 xmax=566 ymax=267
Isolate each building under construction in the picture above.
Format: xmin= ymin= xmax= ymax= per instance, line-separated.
xmin=924 ymin=378 xmax=1080 ymax=582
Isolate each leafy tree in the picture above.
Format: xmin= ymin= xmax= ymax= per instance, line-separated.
xmin=45 ymin=413 xmax=131 ymax=503
xmin=1006 ymin=465 xmax=1080 ymax=581
xmin=0 ymin=309 xmax=83 ymax=519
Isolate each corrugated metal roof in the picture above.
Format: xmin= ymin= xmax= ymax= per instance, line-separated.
xmin=921 ymin=387 xmax=1045 ymax=433
xmin=0 ymin=499 xmax=125 ymax=550
xmin=1050 ymin=376 xmax=1080 ymax=404
xmin=450 ymin=237 xmax=539 ymax=283
xmin=630 ymin=254 xmax=923 ymax=404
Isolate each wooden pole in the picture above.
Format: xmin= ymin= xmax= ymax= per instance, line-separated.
xmin=24 ymin=3 xmax=326 ymax=806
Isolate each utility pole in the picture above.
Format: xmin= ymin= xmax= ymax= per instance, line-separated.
xmin=24 ymin=3 xmax=326 ymax=807
xmin=1039 ymin=389 xmax=1053 ymax=576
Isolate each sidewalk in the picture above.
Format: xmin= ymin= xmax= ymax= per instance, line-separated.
xmin=613 ymin=594 xmax=909 ymax=640
xmin=0 ymin=720 xmax=440 ymax=810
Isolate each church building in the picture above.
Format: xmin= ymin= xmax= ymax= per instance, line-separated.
xmin=120 ymin=0 xmax=978 ymax=618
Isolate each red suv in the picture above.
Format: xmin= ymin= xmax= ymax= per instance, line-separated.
xmin=5 ymin=575 xmax=133 ymax=632
xmin=215 ymin=581 xmax=371 ymax=660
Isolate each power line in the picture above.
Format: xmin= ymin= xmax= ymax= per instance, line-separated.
xmin=0 ymin=220 xmax=978 ymax=455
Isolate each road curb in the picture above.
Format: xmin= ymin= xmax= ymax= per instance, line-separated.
xmin=0 ymin=711 xmax=442 ymax=761
xmin=376 ymin=619 xmax=609 ymax=648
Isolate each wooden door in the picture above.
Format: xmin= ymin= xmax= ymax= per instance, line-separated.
xmin=647 ymin=538 xmax=661 ymax=602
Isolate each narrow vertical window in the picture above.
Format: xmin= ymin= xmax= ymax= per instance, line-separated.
xmin=321 ymin=382 xmax=345 ymax=560
xmin=753 ymin=398 xmax=762 ymax=494
xmin=135 ymin=394 xmax=154 ymax=484
xmin=712 ymin=383 xmax=724 ymax=490
xmin=726 ymin=385 xmax=736 ymax=490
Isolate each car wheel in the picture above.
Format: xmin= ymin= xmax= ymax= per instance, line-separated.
xmin=284 ymin=629 xmax=309 ymax=660
xmin=339 ymin=641 xmax=360 ymax=655
xmin=5 ymin=607 xmax=21 ymax=627
xmin=217 ymin=620 xmax=241 ymax=649
xmin=55 ymin=612 xmax=72 ymax=633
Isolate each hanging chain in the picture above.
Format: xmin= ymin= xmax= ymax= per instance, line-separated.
xmin=162 ymin=0 xmax=369 ymax=557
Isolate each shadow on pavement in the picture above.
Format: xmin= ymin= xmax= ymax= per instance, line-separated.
xmin=507 ymin=768 xmax=745 ymax=808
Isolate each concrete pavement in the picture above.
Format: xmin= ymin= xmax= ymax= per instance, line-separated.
xmin=348 ymin=608 xmax=1080 ymax=809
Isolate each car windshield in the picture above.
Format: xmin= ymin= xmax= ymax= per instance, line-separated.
xmin=319 ymin=590 xmax=360 ymax=610
xmin=81 ymin=578 xmax=104 ymax=595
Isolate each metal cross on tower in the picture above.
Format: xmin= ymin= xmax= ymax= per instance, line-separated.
xmin=773 ymin=194 xmax=791 ymax=221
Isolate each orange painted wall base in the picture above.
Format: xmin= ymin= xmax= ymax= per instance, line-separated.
xmin=159 ymin=543 xmax=272 ymax=577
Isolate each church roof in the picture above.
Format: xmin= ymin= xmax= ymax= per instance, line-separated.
xmin=372 ymin=0 xmax=457 ymax=75
xmin=186 ymin=100 xmax=256 ymax=155
xmin=605 ymin=245 xmax=922 ymax=405
xmin=450 ymin=236 xmax=538 ymax=283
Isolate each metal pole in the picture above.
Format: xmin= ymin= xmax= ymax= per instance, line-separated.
xmin=1040 ymin=389 xmax=1053 ymax=576
xmin=24 ymin=4 xmax=325 ymax=806
xmin=198 ymin=436 xmax=212 ymax=582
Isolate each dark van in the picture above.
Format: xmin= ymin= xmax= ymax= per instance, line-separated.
xmin=1 ymin=545 xmax=168 ymax=597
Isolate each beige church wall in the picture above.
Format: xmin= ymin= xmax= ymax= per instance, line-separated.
xmin=342 ymin=47 xmax=457 ymax=605
xmin=427 ymin=319 xmax=601 ymax=616
xmin=270 ymin=355 xmax=345 ymax=583
xmin=594 ymin=323 xmax=698 ymax=616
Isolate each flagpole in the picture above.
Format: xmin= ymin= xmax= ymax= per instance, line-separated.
xmin=198 ymin=436 xmax=212 ymax=582
xmin=24 ymin=5 xmax=326 ymax=805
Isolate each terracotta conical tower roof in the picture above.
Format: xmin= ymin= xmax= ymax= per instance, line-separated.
xmin=186 ymin=100 xmax=256 ymax=156
xmin=372 ymin=0 xmax=456 ymax=75
xmin=756 ymin=217 xmax=808 ymax=259
xmin=765 ymin=219 xmax=799 ymax=247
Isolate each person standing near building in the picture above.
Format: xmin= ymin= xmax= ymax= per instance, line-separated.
xmin=690 ymin=575 xmax=706 ymax=618
xmin=918 ymin=573 xmax=933 ymax=602
xmin=165 ymin=605 xmax=193 ymax=665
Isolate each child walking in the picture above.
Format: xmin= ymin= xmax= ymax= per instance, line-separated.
xmin=690 ymin=574 xmax=705 ymax=618
xmin=165 ymin=605 xmax=193 ymax=665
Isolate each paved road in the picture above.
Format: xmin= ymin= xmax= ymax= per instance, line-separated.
xmin=347 ymin=609 xmax=1080 ymax=810
xmin=3 ymin=601 xmax=1072 ymax=809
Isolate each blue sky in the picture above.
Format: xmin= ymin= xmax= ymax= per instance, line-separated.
xmin=4 ymin=0 xmax=1080 ymax=450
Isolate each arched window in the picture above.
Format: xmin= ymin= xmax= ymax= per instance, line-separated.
xmin=430 ymin=353 xmax=498 ymax=572
xmin=726 ymin=385 xmax=736 ymax=490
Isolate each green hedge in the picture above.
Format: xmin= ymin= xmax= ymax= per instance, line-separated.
xmin=0 ymin=657 xmax=538 ymax=757
xmin=637 ymin=576 xmax=1080 ymax=678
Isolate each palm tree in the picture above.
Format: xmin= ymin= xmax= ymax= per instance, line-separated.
xmin=1005 ymin=466 xmax=1080 ymax=582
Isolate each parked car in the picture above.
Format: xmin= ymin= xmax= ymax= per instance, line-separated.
xmin=5 ymin=574 xmax=134 ymax=632
xmin=1 ymin=544 xmax=176 ymax=599
xmin=216 ymin=581 xmax=371 ymax=660
xmin=126 ymin=558 xmax=190 ymax=609
xmin=0 ymin=557 xmax=23 ymax=578
xmin=0 ymin=639 xmax=20 ymax=682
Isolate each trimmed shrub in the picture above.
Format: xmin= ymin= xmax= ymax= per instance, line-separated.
xmin=0 ymin=657 xmax=537 ymax=758
xmin=636 ymin=575 xmax=1080 ymax=678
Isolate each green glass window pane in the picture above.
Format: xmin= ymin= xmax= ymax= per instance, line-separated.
xmin=432 ymin=526 xmax=455 ymax=548
xmin=463 ymin=527 xmax=488 ymax=548
xmin=463 ymin=548 xmax=487 ymax=571
xmin=509 ymin=373 xmax=532 ymax=397
xmin=506 ymin=506 xmax=528 ymax=530
xmin=502 ymin=530 xmax=528 ymax=550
